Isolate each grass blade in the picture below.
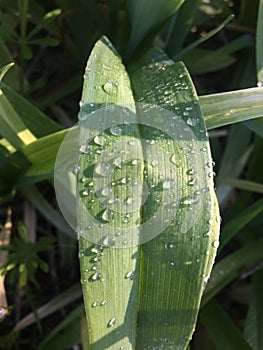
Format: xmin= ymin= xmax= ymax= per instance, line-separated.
xmin=244 ymin=269 xmax=263 ymax=350
xmin=126 ymin=0 xmax=185 ymax=57
xmin=200 ymin=87 xmax=263 ymax=130
xmin=256 ymin=0 xmax=263 ymax=84
xmin=203 ymin=240 xmax=263 ymax=305
xmin=201 ymin=300 xmax=252 ymax=350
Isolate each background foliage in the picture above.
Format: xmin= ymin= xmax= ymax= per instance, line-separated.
xmin=0 ymin=0 xmax=262 ymax=349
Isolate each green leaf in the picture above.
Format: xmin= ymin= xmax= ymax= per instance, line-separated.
xmin=0 ymin=87 xmax=36 ymax=149
xmin=126 ymin=0 xmax=185 ymax=56
xmin=18 ymin=129 xmax=70 ymax=183
xmin=256 ymin=0 xmax=263 ymax=84
xmin=201 ymin=300 xmax=252 ymax=350
xmin=37 ymin=304 xmax=83 ymax=350
xmin=217 ymin=178 xmax=263 ymax=194
xmin=130 ymin=47 xmax=220 ymax=350
xmin=78 ymin=36 xmax=140 ymax=350
xmin=12 ymin=284 xmax=82 ymax=333
xmin=165 ymin=0 xmax=200 ymax=57
xmin=219 ymin=197 xmax=263 ymax=251
xmin=200 ymin=87 xmax=263 ymax=130
xmin=244 ymin=269 xmax=263 ymax=350
xmin=203 ymin=240 xmax=263 ymax=305
xmin=0 ymin=82 xmax=62 ymax=138
xmin=175 ymin=14 xmax=236 ymax=61
xmin=78 ymin=38 xmax=220 ymax=349
xmin=0 ymin=62 xmax=14 ymax=81
xmin=215 ymin=124 xmax=251 ymax=206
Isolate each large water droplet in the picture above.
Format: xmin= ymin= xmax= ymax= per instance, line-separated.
xmin=212 ymin=240 xmax=220 ymax=248
xmin=165 ymin=243 xmax=175 ymax=249
xmin=72 ymin=164 xmax=80 ymax=175
xmin=102 ymin=209 xmax=114 ymax=222
xmin=125 ymin=271 xmax=134 ymax=279
xmin=79 ymin=144 xmax=91 ymax=154
xmin=102 ymin=81 xmax=118 ymax=95
xmin=91 ymin=272 xmax=102 ymax=281
xmin=186 ymin=118 xmax=196 ymax=127
xmin=95 ymin=162 xmax=110 ymax=176
xmin=110 ymin=125 xmax=122 ymax=136
xmin=94 ymin=135 xmax=106 ymax=146
xmin=108 ymin=317 xmax=118 ymax=327
xmin=170 ymin=154 xmax=178 ymax=165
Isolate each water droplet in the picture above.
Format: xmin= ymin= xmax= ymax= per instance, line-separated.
xmin=95 ymin=162 xmax=110 ymax=176
xmin=187 ymin=179 xmax=195 ymax=186
xmin=186 ymin=118 xmax=196 ymax=127
xmin=212 ymin=240 xmax=220 ymax=248
xmin=102 ymin=209 xmax=114 ymax=222
xmin=94 ymin=135 xmax=106 ymax=146
xmin=101 ymin=299 xmax=107 ymax=306
xmin=170 ymin=262 xmax=175 ymax=267
xmin=165 ymin=243 xmax=175 ymax=249
xmin=92 ymin=301 xmax=98 ymax=307
xmin=125 ymin=271 xmax=134 ymax=279
xmin=108 ymin=317 xmax=118 ymax=327
xmin=79 ymin=144 xmax=91 ymax=154
xmin=125 ymin=197 xmax=133 ymax=205
xmin=201 ymin=147 xmax=208 ymax=152
xmin=102 ymin=81 xmax=118 ymax=95
xmin=203 ymin=230 xmax=212 ymax=238
xmin=91 ymin=256 xmax=101 ymax=262
xmin=131 ymin=159 xmax=139 ymax=165
xmin=120 ymin=177 xmax=127 ymax=184
xmin=163 ymin=180 xmax=172 ymax=190
xmin=91 ymin=265 xmax=99 ymax=271
xmin=170 ymin=154 xmax=178 ymax=165
xmin=72 ymin=164 xmax=80 ymax=174
xmin=91 ymin=245 xmax=104 ymax=254
xmin=102 ymin=236 xmax=115 ymax=247
xmin=101 ymin=187 xmax=112 ymax=197
xmin=110 ymin=125 xmax=122 ymax=136
xmin=91 ymin=272 xmax=102 ymax=281
xmin=113 ymin=157 xmax=122 ymax=168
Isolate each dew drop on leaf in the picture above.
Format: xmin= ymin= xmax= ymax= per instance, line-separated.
xmin=107 ymin=317 xmax=118 ymax=327
xmin=110 ymin=125 xmax=122 ymax=136
xmin=102 ymin=81 xmax=118 ymax=95
xmin=91 ymin=272 xmax=102 ymax=281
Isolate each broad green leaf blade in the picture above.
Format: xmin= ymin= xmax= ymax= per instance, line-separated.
xmin=256 ymin=0 xmax=263 ymax=84
xmin=0 ymin=82 xmax=62 ymax=137
xmin=200 ymin=87 xmax=263 ymax=130
xmin=126 ymin=0 xmax=185 ymax=56
xmin=244 ymin=269 xmax=263 ymax=350
xmin=203 ymin=240 xmax=263 ymax=305
xmin=130 ymin=49 xmax=220 ymax=349
xmin=0 ymin=88 xmax=36 ymax=149
xmin=78 ymin=37 xmax=141 ymax=349
xmin=201 ymin=301 xmax=252 ymax=350
xmin=13 ymin=129 xmax=70 ymax=183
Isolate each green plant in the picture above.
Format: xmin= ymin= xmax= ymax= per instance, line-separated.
xmin=0 ymin=0 xmax=262 ymax=349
